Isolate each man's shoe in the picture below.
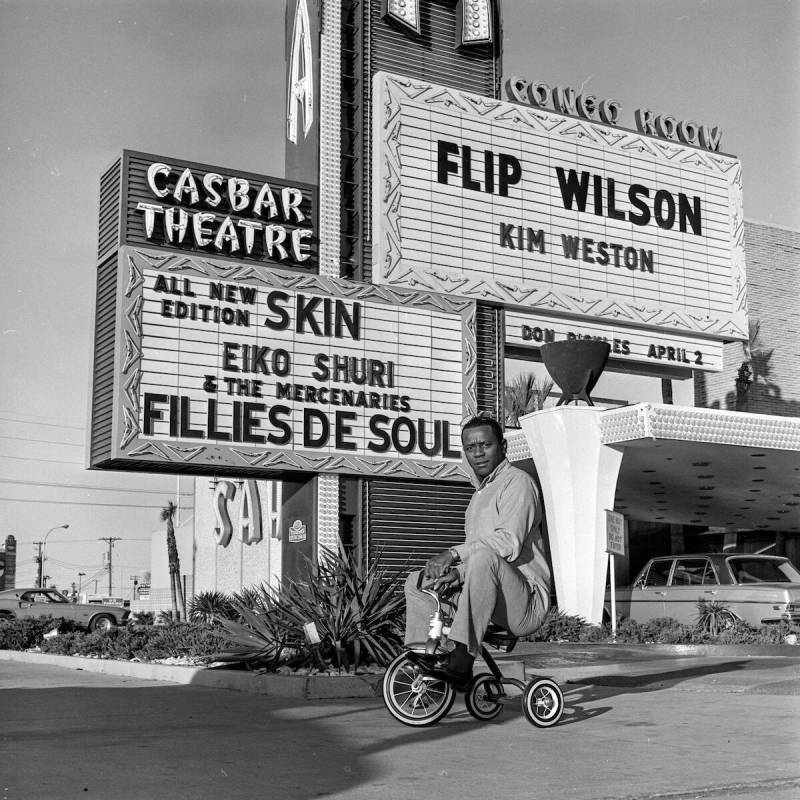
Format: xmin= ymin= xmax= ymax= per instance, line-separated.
xmin=406 ymin=651 xmax=472 ymax=691
xmin=406 ymin=650 xmax=448 ymax=669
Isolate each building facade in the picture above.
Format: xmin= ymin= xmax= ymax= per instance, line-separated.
xmin=92 ymin=2 xmax=800 ymax=619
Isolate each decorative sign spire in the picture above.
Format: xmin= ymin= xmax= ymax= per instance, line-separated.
xmin=287 ymin=0 xmax=314 ymax=144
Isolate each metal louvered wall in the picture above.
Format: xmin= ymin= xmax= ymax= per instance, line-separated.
xmin=97 ymin=157 xmax=122 ymax=262
xmin=341 ymin=0 xmax=501 ymax=282
xmin=89 ymin=254 xmax=119 ymax=465
xmin=475 ymin=302 xmax=505 ymax=419
xmin=366 ymin=478 xmax=474 ymax=574
xmin=344 ymin=2 xmax=502 ymax=567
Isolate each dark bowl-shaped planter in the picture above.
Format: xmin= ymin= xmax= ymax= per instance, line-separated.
xmin=540 ymin=340 xmax=611 ymax=406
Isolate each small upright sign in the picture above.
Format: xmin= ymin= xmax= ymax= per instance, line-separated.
xmin=606 ymin=510 xmax=626 ymax=556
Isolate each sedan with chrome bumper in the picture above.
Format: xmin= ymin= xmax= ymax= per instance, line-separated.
xmin=607 ymin=553 xmax=800 ymax=627
xmin=0 ymin=588 xmax=129 ymax=632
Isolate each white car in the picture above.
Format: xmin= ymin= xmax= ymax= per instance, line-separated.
xmin=608 ymin=554 xmax=800 ymax=628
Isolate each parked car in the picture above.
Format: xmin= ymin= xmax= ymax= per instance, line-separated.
xmin=607 ymin=553 xmax=800 ymax=628
xmin=0 ymin=587 xmax=130 ymax=632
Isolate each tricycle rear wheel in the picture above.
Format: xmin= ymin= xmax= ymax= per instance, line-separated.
xmin=465 ymin=673 xmax=504 ymax=721
xmin=522 ymin=678 xmax=564 ymax=728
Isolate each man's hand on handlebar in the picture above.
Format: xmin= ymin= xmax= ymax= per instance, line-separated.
xmin=424 ymin=549 xmax=456 ymax=580
xmin=431 ymin=569 xmax=460 ymax=593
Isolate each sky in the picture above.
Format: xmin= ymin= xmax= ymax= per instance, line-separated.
xmin=0 ymin=0 xmax=797 ymax=594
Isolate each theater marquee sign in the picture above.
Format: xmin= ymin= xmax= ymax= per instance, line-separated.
xmin=98 ymin=150 xmax=317 ymax=270
xmin=373 ymin=71 xmax=747 ymax=363
xmin=88 ymin=247 xmax=474 ymax=481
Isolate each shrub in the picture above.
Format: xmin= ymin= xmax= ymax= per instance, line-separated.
xmin=641 ymin=617 xmax=694 ymax=644
xmin=529 ymin=607 xmax=591 ymax=642
xmin=39 ymin=621 xmax=234 ymax=662
xmin=129 ymin=611 xmax=154 ymax=626
xmin=0 ymin=616 xmax=81 ymax=650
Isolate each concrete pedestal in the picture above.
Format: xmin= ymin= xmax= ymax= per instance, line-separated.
xmin=519 ymin=407 xmax=622 ymax=623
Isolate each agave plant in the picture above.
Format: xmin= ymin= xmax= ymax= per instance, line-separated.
xmin=213 ymin=543 xmax=406 ymax=671
xmin=188 ymin=591 xmax=236 ymax=624
xmin=696 ymin=599 xmax=739 ymax=636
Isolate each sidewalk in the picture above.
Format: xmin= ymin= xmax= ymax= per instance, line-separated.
xmin=3 ymin=641 xmax=799 ymax=698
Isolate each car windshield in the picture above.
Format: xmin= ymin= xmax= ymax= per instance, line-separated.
xmin=727 ymin=558 xmax=800 ymax=584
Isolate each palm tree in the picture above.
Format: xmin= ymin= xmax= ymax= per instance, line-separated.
xmin=736 ymin=320 xmax=774 ymax=411
xmin=160 ymin=501 xmax=186 ymax=621
xmin=504 ymin=372 xmax=554 ymax=427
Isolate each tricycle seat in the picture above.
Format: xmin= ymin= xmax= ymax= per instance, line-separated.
xmin=484 ymin=624 xmax=518 ymax=653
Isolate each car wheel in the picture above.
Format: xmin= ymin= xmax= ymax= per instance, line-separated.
xmin=89 ymin=614 xmax=116 ymax=633
xmin=0 ymin=611 xmax=14 ymax=622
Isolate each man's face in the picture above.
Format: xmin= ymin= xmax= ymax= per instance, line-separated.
xmin=461 ymin=424 xmax=506 ymax=479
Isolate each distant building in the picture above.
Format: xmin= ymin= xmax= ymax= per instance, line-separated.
xmin=697 ymin=222 xmax=800 ymax=418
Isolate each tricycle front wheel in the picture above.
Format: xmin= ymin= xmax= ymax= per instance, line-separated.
xmin=382 ymin=651 xmax=455 ymax=727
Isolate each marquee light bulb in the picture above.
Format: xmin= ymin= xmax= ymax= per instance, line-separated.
xmin=383 ymin=0 xmax=420 ymax=35
xmin=458 ymin=0 xmax=492 ymax=46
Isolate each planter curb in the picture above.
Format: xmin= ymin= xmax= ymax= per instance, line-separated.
xmin=3 ymin=642 xmax=796 ymax=699
xmin=0 ymin=649 xmax=383 ymax=699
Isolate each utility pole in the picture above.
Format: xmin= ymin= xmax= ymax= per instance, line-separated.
xmin=36 ymin=525 xmax=70 ymax=588
xmin=34 ymin=542 xmax=44 ymax=588
xmin=98 ymin=537 xmax=121 ymax=597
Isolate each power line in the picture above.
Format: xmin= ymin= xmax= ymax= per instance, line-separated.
xmin=2 ymin=454 xmax=84 ymax=466
xmin=0 ymin=477 xmax=194 ymax=496
xmin=0 ymin=497 xmax=188 ymax=509
xmin=0 ymin=415 xmax=85 ymax=431
xmin=0 ymin=434 xmax=82 ymax=446
xmin=44 ymin=538 xmax=154 ymax=544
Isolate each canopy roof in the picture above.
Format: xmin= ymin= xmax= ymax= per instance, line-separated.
xmin=507 ymin=404 xmax=800 ymax=533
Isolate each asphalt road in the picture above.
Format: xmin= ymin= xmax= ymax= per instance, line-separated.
xmin=2 ymin=657 xmax=799 ymax=800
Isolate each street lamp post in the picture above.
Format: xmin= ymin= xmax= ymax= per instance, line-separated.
xmin=38 ymin=524 xmax=69 ymax=588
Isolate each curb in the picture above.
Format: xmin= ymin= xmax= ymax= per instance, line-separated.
xmin=3 ymin=643 xmax=796 ymax=700
xmin=514 ymin=641 xmax=800 ymax=659
xmin=0 ymin=650 xmax=383 ymax=699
